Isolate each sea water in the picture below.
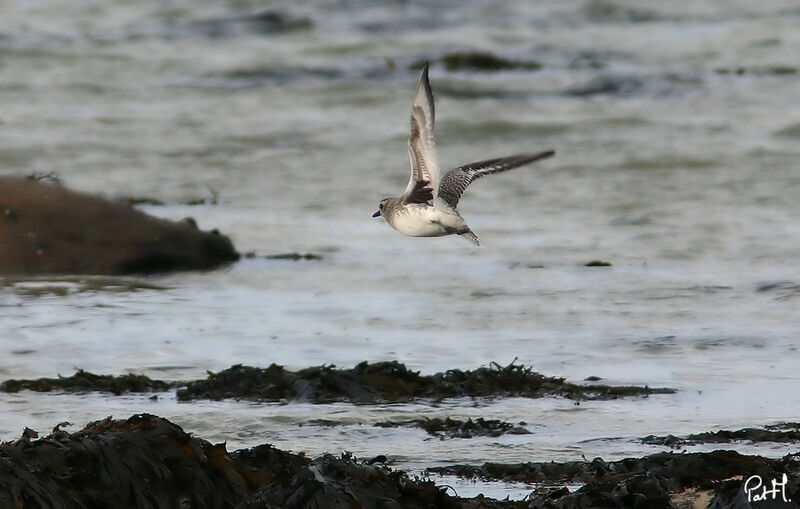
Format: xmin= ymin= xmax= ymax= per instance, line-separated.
xmin=1 ymin=0 xmax=799 ymax=499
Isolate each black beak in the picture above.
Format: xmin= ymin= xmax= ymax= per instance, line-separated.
xmin=372 ymin=210 xmax=381 ymax=217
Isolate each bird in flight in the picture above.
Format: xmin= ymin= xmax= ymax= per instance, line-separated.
xmin=372 ymin=63 xmax=555 ymax=245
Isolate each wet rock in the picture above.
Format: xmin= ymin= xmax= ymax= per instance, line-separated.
xmin=0 ymin=369 xmax=176 ymax=395
xmin=775 ymin=123 xmax=800 ymax=138
xmin=715 ymin=66 xmax=798 ymax=76
xmin=583 ymin=0 xmax=662 ymax=23
xmin=585 ymin=260 xmax=612 ymax=267
xmin=418 ymin=52 xmax=543 ymax=72
xmin=191 ymin=9 xmax=313 ymax=37
xmin=0 ymin=414 xmax=519 ymax=509
xmin=0 ymin=177 xmax=239 ymax=274
xmin=567 ymin=75 xmax=645 ymax=97
xmin=756 ymin=281 xmax=800 ymax=300
xmin=263 ymin=252 xmax=323 ymax=261
xmin=177 ymin=361 xmax=675 ymax=403
xmin=509 ymin=261 xmax=545 ymax=270
xmin=641 ymin=424 xmax=800 ymax=448
xmin=375 ymin=417 xmax=531 ymax=439
xmin=568 ymin=53 xmax=607 ymax=69
xmin=126 ymin=9 xmax=313 ymax=41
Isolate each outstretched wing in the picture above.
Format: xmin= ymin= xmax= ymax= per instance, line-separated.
xmin=438 ymin=150 xmax=555 ymax=209
xmin=402 ymin=63 xmax=439 ymax=205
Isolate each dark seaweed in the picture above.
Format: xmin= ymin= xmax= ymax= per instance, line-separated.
xmin=429 ymin=451 xmax=800 ymax=508
xmin=3 ymin=414 xmax=797 ymax=509
xmin=585 ymin=260 xmax=612 ymax=267
xmin=264 ymin=252 xmax=323 ymax=260
xmin=641 ymin=424 xmax=800 ymax=448
xmin=413 ymin=52 xmax=542 ymax=72
xmin=0 ymin=414 xmax=521 ymax=509
xmin=0 ymin=361 xmax=674 ymax=403
xmin=176 ymin=361 xmax=675 ymax=403
xmin=0 ymin=370 xmax=177 ymax=395
xmin=375 ymin=417 xmax=531 ymax=439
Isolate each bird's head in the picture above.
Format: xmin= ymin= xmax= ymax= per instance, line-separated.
xmin=372 ymin=198 xmax=391 ymax=218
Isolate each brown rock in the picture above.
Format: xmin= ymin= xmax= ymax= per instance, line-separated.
xmin=0 ymin=177 xmax=239 ymax=274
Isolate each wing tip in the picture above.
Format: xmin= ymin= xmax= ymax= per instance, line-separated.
xmin=521 ymin=149 xmax=556 ymax=163
xmin=416 ymin=62 xmax=430 ymax=87
xmin=416 ymin=61 xmax=434 ymax=125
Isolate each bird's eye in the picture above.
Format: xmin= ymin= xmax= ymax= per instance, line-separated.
xmin=379 ymin=203 xmax=384 ymax=209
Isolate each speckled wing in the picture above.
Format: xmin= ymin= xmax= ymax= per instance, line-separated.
xmin=402 ymin=63 xmax=439 ymax=205
xmin=438 ymin=151 xmax=555 ymax=209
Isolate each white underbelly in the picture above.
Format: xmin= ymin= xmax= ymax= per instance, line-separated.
xmin=390 ymin=206 xmax=465 ymax=237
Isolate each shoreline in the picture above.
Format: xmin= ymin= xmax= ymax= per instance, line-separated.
xmin=1 ymin=413 xmax=796 ymax=508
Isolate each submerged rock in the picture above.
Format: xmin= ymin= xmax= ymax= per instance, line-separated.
xmin=264 ymin=252 xmax=323 ymax=261
xmin=440 ymin=52 xmax=542 ymax=72
xmin=583 ymin=0 xmax=662 ymax=23
xmin=585 ymin=260 xmax=612 ymax=267
xmin=566 ymin=75 xmax=645 ymax=97
xmin=715 ymin=66 xmax=798 ymax=76
xmin=0 ymin=177 xmax=239 ymax=274
xmin=414 ymin=52 xmax=542 ymax=72
xmin=176 ymin=361 xmax=675 ymax=403
xmin=190 ymin=9 xmax=313 ymax=37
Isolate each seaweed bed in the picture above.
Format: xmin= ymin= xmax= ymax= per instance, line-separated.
xmin=427 ymin=452 xmax=800 ymax=508
xmin=0 ymin=369 xmax=177 ymax=395
xmin=177 ymin=361 xmax=675 ymax=403
xmin=1 ymin=413 xmax=798 ymax=509
xmin=435 ymin=52 xmax=543 ymax=72
xmin=641 ymin=422 xmax=800 ymax=448
xmin=0 ymin=414 xmax=466 ymax=509
xmin=375 ymin=417 xmax=531 ymax=439
xmin=1 ymin=361 xmax=675 ymax=403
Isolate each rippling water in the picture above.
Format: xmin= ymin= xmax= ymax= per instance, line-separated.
xmin=2 ymin=0 xmax=799 ymax=499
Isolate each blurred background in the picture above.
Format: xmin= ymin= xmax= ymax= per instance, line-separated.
xmin=1 ymin=0 xmax=799 ymax=498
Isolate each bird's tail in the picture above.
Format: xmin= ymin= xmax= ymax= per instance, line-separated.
xmin=459 ymin=228 xmax=480 ymax=246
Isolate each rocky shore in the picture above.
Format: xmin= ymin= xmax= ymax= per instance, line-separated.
xmin=2 ymin=363 xmax=798 ymax=507
xmin=1 ymin=413 xmax=797 ymax=508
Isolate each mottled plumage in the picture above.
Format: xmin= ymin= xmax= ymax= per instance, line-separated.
xmin=373 ymin=63 xmax=555 ymax=246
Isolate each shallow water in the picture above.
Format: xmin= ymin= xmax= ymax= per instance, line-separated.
xmin=1 ymin=0 xmax=799 ymax=500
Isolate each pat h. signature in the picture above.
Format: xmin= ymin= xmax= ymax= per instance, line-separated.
xmin=743 ymin=474 xmax=792 ymax=503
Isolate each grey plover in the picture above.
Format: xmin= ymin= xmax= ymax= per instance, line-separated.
xmin=372 ymin=63 xmax=555 ymax=245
